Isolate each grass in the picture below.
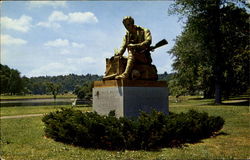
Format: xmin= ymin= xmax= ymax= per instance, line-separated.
xmin=0 ymin=105 xmax=91 ymax=117
xmin=1 ymin=96 xmax=249 ymax=160
xmin=0 ymin=94 xmax=76 ymax=100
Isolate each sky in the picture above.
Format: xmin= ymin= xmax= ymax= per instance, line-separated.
xmin=1 ymin=1 xmax=184 ymax=77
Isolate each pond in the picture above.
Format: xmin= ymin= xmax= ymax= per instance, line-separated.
xmin=0 ymin=98 xmax=76 ymax=107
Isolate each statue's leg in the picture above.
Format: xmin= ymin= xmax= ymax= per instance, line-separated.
xmin=133 ymin=51 xmax=151 ymax=64
xmin=115 ymin=52 xmax=134 ymax=79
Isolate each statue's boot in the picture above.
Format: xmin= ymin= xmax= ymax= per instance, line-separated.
xmin=115 ymin=58 xmax=133 ymax=80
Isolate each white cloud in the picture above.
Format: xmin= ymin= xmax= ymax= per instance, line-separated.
xmin=44 ymin=39 xmax=69 ymax=47
xmin=78 ymin=57 xmax=97 ymax=64
xmin=48 ymin=11 xmax=68 ymax=22
xmin=1 ymin=34 xmax=27 ymax=45
xmin=37 ymin=11 xmax=67 ymax=29
xmin=44 ymin=39 xmax=86 ymax=49
xmin=72 ymin=42 xmax=85 ymax=48
xmin=68 ymin=12 xmax=98 ymax=23
xmin=1 ymin=15 xmax=32 ymax=32
xmin=37 ymin=21 xmax=61 ymax=29
xmin=27 ymin=62 xmax=76 ymax=77
xmin=28 ymin=1 xmax=66 ymax=8
xmin=37 ymin=11 xmax=98 ymax=29
xmin=26 ymin=57 xmax=99 ymax=77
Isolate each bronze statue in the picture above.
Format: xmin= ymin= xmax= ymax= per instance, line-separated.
xmin=103 ymin=16 xmax=167 ymax=81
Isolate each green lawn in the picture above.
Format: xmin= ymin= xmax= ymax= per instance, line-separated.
xmin=0 ymin=105 xmax=91 ymax=117
xmin=1 ymin=97 xmax=249 ymax=160
xmin=0 ymin=94 xmax=76 ymax=100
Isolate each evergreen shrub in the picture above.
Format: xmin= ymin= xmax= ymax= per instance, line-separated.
xmin=42 ymin=108 xmax=224 ymax=150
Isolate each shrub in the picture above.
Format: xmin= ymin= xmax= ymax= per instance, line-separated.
xmin=42 ymin=108 xmax=224 ymax=150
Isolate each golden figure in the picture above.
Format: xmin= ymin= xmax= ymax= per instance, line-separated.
xmin=115 ymin=16 xmax=152 ymax=79
xmin=103 ymin=16 xmax=167 ymax=81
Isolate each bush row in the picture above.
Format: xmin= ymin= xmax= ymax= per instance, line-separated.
xmin=42 ymin=108 xmax=224 ymax=150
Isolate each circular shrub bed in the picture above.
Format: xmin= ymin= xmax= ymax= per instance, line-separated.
xmin=42 ymin=108 xmax=224 ymax=150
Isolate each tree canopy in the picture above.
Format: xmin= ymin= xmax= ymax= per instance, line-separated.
xmin=0 ymin=64 xmax=24 ymax=95
xmin=168 ymin=0 xmax=249 ymax=103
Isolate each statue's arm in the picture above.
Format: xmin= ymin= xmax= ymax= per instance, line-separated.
xmin=128 ymin=29 xmax=152 ymax=50
xmin=138 ymin=29 xmax=152 ymax=48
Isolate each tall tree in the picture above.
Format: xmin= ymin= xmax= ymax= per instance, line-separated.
xmin=169 ymin=0 xmax=249 ymax=103
xmin=46 ymin=82 xmax=62 ymax=99
xmin=0 ymin=64 xmax=24 ymax=95
xmin=9 ymin=69 xmax=23 ymax=95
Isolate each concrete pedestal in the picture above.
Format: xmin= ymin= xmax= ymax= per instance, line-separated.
xmin=93 ymin=80 xmax=169 ymax=117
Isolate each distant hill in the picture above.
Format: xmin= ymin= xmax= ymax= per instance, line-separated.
xmin=28 ymin=72 xmax=174 ymax=94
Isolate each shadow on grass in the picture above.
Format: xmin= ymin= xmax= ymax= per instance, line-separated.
xmin=213 ymin=131 xmax=229 ymax=136
xmin=222 ymin=99 xmax=249 ymax=106
xmin=188 ymin=97 xmax=205 ymax=100
xmin=173 ymin=131 xmax=230 ymax=150
xmin=193 ymin=97 xmax=250 ymax=107
xmin=136 ymin=131 xmax=230 ymax=151
xmin=188 ymin=94 xmax=250 ymax=106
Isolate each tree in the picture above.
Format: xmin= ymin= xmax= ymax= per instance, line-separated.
xmin=0 ymin=64 xmax=24 ymax=95
xmin=21 ymin=76 xmax=31 ymax=94
xmin=46 ymin=82 xmax=61 ymax=99
xmin=169 ymin=0 xmax=249 ymax=103
xmin=9 ymin=69 xmax=23 ymax=95
xmin=73 ymin=82 xmax=93 ymax=100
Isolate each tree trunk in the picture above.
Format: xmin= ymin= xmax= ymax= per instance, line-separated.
xmin=213 ymin=0 xmax=222 ymax=104
xmin=215 ymin=78 xmax=222 ymax=104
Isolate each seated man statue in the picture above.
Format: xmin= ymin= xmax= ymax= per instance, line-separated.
xmin=115 ymin=16 xmax=153 ymax=79
xmin=103 ymin=16 xmax=167 ymax=81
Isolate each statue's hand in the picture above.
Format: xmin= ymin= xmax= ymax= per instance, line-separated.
xmin=114 ymin=48 xmax=121 ymax=56
xmin=115 ymin=52 xmax=121 ymax=57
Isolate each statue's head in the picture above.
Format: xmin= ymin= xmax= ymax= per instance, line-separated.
xmin=123 ymin=16 xmax=135 ymax=32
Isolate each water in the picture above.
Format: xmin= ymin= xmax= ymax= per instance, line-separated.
xmin=0 ymin=98 xmax=74 ymax=107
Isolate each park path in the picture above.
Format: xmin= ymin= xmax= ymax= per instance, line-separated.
xmin=0 ymin=114 xmax=43 ymax=119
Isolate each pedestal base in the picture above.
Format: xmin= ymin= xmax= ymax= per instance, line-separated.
xmin=93 ymin=80 xmax=169 ymax=117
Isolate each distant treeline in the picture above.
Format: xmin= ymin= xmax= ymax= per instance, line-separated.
xmin=27 ymin=73 xmax=102 ymax=95
xmin=0 ymin=64 xmax=173 ymax=95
